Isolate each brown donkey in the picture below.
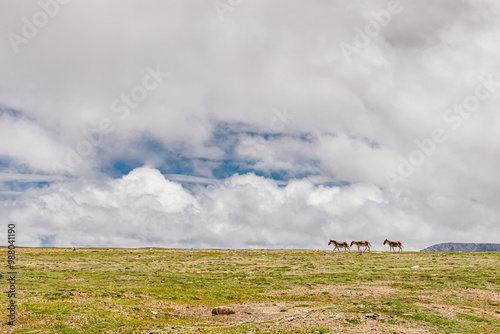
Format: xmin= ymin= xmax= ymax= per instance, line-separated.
xmin=350 ymin=240 xmax=371 ymax=253
xmin=328 ymin=240 xmax=350 ymax=252
xmin=383 ymin=239 xmax=403 ymax=252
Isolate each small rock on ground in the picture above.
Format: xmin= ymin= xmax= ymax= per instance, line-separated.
xmin=212 ymin=306 xmax=235 ymax=315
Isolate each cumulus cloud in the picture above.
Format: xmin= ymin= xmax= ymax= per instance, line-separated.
xmin=2 ymin=167 xmax=499 ymax=250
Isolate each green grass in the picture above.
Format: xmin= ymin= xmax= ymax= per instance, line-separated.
xmin=0 ymin=248 xmax=499 ymax=333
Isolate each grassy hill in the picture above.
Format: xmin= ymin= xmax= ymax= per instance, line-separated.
xmin=1 ymin=248 xmax=499 ymax=333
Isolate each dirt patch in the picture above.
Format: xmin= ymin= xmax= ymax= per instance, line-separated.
xmin=142 ymin=299 xmax=314 ymax=324
xmin=256 ymin=310 xmax=433 ymax=334
xmin=136 ymin=283 xmax=427 ymax=333
xmin=463 ymin=288 xmax=500 ymax=303
xmin=147 ymin=302 xmax=433 ymax=334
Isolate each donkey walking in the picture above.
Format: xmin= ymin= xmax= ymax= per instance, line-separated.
xmin=328 ymin=240 xmax=350 ymax=252
xmin=350 ymin=240 xmax=371 ymax=253
xmin=383 ymin=239 xmax=403 ymax=252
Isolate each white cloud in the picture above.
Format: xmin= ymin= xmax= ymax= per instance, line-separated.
xmin=1 ymin=1 xmax=500 ymax=249
xmin=2 ymin=167 xmax=499 ymax=250
xmin=0 ymin=172 xmax=69 ymax=182
xmin=0 ymin=112 xmax=69 ymax=173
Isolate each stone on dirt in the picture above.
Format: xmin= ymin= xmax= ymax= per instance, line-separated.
xmin=212 ymin=306 xmax=235 ymax=315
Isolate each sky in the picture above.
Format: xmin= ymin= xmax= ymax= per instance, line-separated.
xmin=1 ymin=0 xmax=499 ymax=250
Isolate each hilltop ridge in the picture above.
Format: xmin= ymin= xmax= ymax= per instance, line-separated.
xmin=420 ymin=242 xmax=500 ymax=252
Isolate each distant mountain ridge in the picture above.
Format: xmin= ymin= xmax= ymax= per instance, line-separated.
xmin=420 ymin=242 xmax=500 ymax=252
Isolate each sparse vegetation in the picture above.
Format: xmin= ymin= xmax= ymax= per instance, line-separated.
xmin=0 ymin=248 xmax=499 ymax=333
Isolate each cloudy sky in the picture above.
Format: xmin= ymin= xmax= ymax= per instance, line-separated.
xmin=1 ymin=0 xmax=499 ymax=250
